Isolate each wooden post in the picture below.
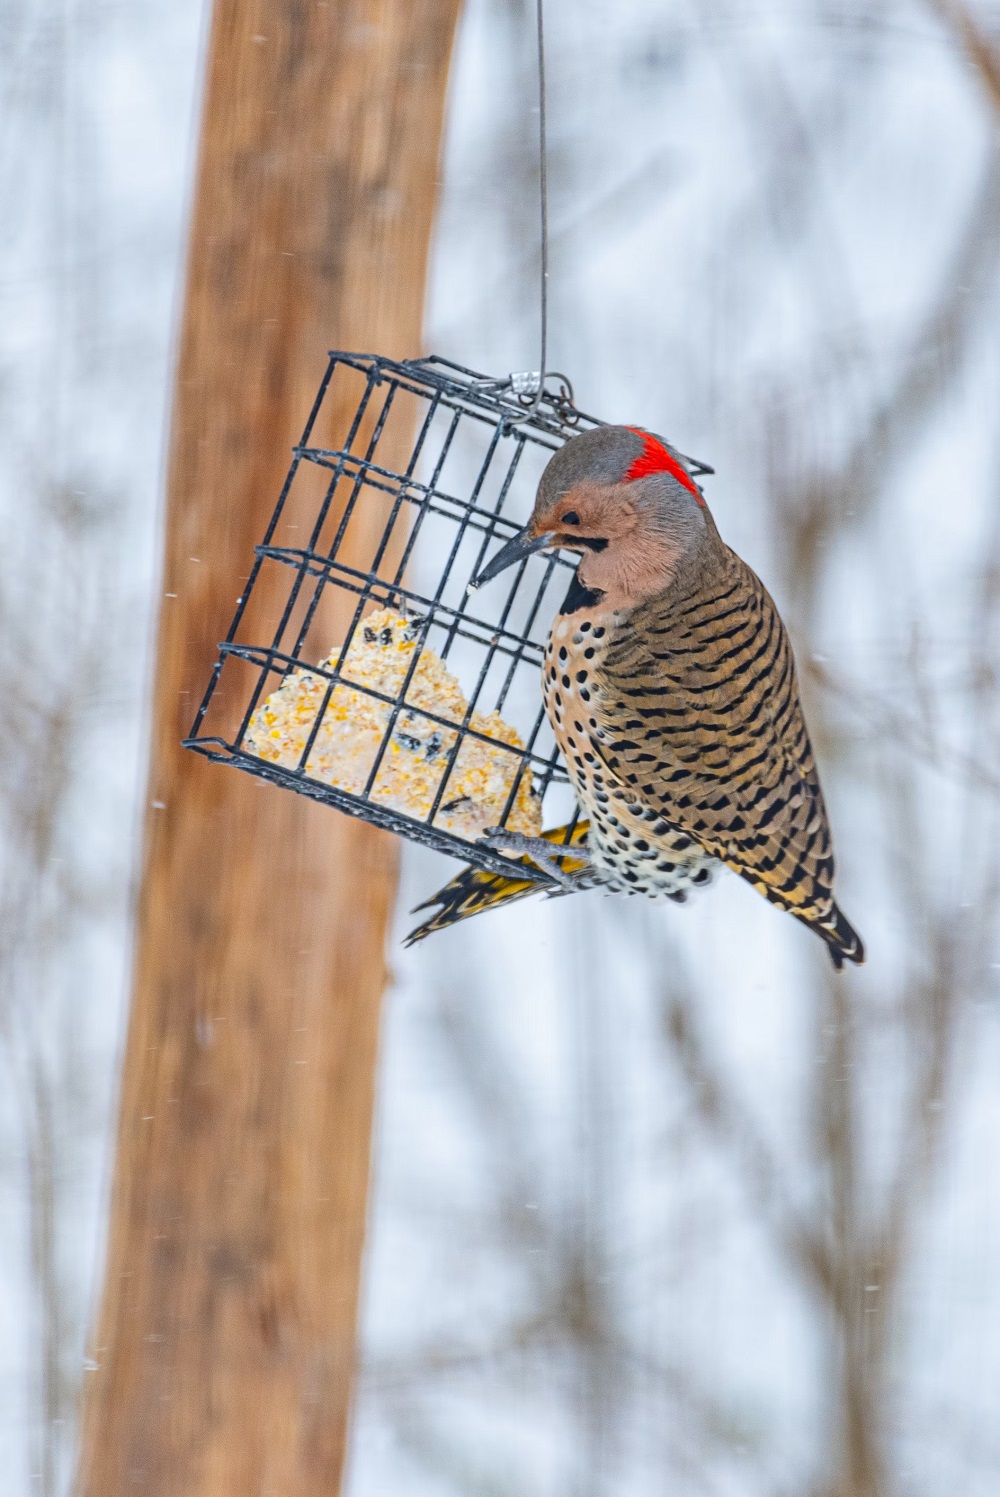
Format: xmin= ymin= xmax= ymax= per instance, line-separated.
xmin=76 ymin=3 xmax=461 ymax=1493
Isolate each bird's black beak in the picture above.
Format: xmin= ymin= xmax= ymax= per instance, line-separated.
xmin=472 ymin=526 xmax=554 ymax=588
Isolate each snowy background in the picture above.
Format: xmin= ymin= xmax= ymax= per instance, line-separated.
xmin=2 ymin=1 xmax=1000 ymax=1494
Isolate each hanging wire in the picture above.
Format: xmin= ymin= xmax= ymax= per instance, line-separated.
xmin=471 ymin=0 xmax=577 ymax=426
xmin=526 ymin=0 xmax=549 ymax=418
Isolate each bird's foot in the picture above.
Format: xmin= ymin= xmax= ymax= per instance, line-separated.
xmin=481 ymin=828 xmax=589 ymax=891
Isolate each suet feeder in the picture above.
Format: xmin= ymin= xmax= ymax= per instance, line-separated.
xmin=184 ymin=353 xmax=597 ymax=884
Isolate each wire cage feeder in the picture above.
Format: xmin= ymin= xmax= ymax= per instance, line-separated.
xmin=184 ymin=353 xmax=600 ymax=886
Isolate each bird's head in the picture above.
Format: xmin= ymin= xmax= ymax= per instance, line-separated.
xmin=473 ymin=425 xmax=717 ymax=608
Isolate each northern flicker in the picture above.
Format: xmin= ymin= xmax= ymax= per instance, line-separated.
xmin=408 ymin=424 xmax=863 ymax=968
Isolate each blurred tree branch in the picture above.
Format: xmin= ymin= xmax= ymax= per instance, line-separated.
xmin=926 ymin=0 xmax=1000 ymax=111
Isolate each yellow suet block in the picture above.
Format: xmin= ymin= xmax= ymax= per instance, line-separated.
xmin=245 ymin=607 xmax=541 ymax=841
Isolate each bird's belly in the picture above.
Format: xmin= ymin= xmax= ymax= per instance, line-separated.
xmin=542 ymin=615 xmax=718 ymax=903
xmin=585 ymin=805 xmax=718 ymax=901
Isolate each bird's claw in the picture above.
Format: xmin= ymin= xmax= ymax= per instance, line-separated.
xmin=481 ymin=828 xmax=587 ymax=891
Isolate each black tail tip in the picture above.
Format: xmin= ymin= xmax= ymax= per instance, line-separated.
xmin=824 ymin=905 xmax=865 ymax=970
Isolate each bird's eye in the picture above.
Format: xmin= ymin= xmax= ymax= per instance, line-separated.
xmin=561 ymin=510 xmax=580 ymax=526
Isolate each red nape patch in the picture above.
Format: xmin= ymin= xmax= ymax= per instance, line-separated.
xmin=624 ymin=427 xmax=704 ymax=505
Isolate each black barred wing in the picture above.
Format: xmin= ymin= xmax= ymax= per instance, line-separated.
xmin=592 ymin=554 xmax=838 ymax=923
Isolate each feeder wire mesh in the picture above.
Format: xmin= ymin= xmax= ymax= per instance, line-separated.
xmin=183 ymin=352 xmax=603 ymax=884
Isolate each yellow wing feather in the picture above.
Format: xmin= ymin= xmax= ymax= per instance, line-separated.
xmin=405 ymin=822 xmax=590 ymax=945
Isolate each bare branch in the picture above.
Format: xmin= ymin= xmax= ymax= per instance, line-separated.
xmin=926 ymin=0 xmax=1000 ymax=113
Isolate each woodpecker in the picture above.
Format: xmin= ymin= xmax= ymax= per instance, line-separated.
xmin=409 ymin=425 xmax=863 ymax=968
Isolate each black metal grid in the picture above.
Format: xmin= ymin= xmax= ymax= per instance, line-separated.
xmin=183 ymin=353 xmax=601 ymax=884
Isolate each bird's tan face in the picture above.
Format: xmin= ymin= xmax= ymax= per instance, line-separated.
xmin=528 ymin=479 xmax=633 ymax=548
xmin=528 ymin=481 xmax=687 ymax=610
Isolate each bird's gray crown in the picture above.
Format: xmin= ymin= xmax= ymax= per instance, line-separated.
xmin=536 ymin=426 xmax=649 ymax=508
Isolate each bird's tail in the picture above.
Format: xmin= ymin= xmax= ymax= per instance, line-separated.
xmin=815 ymin=903 xmax=865 ymax=969
xmin=404 ymin=822 xmax=590 ymax=946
